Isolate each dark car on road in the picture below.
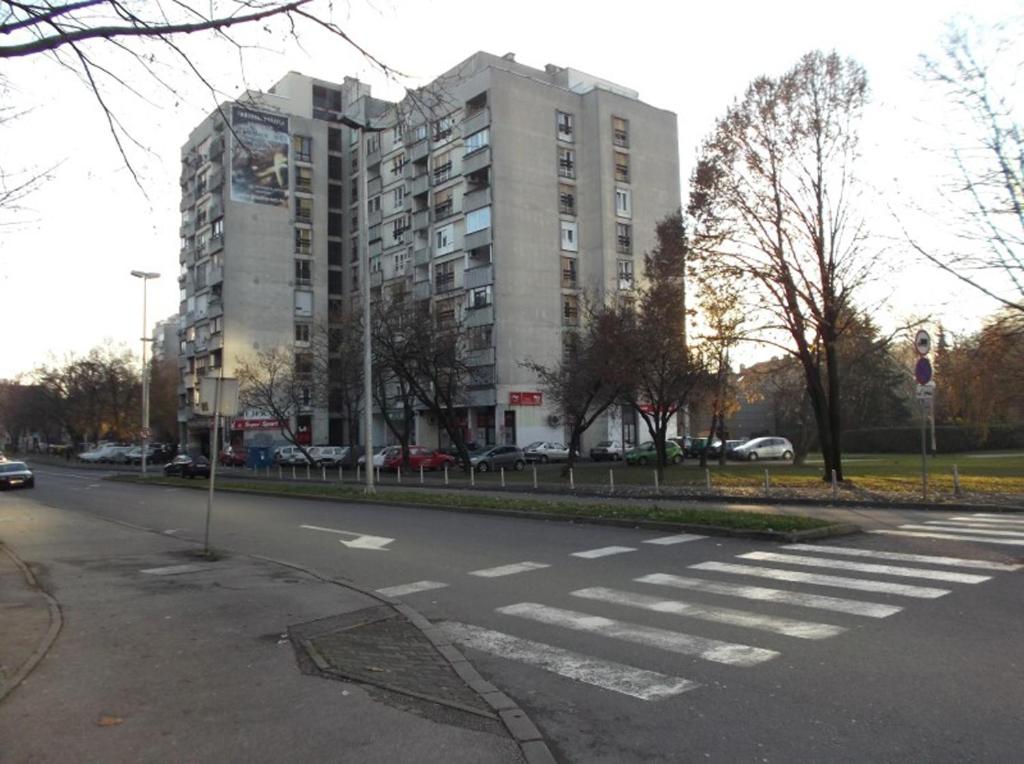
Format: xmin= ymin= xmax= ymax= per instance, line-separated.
xmin=218 ymin=447 xmax=248 ymax=467
xmin=465 ymin=445 xmax=527 ymax=473
xmin=0 ymin=461 xmax=34 ymax=489
xmin=163 ymin=455 xmax=211 ymax=479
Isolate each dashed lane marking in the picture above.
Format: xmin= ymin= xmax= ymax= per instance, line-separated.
xmin=469 ymin=561 xmax=551 ymax=578
xmin=376 ymin=580 xmax=449 ymax=597
xmin=642 ymin=534 xmax=708 ymax=545
xmin=571 ymin=546 xmax=637 ymax=559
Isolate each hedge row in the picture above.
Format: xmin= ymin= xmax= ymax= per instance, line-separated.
xmin=840 ymin=424 xmax=1024 ymax=453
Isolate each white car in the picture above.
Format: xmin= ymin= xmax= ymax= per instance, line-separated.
xmin=309 ymin=446 xmax=349 ymax=466
xmin=731 ymin=437 xmax=794 ymax=461
xmin=80 ymin=445 xmax=131 ymax=463
xmin=357 ymin=446 xmax=398 ymax=468
xmin=523 ymin=441 xmax=571 ymax=463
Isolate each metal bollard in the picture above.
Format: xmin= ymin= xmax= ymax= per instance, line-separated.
xmin=470 ymin=467 xmax=475 ymax=487
xmin=764 ymin=468 xmax=770 ymax=497
xmin=420 ymin=465 xmax=424 ymax=484
xmin=500 ymin=467 xmax=505 ymax=488
xmin=444 ymin=464 xmax=449 ymax=485
xmin=292 ymin=465 xmax=296 ymax=480
xmin=322 ymin=465 xmax=326 ymax=481
xmin=705 ymin=468 xmax=711 ymax=494
xmin=609 ymin=469 xmax=614 ymax=493
xmin=356 ymin=464 xmax=361 ymax=481
xmin=953 ymin=464 xmax=961 ymax=497
xmin=306 ymin=464 xmax=310 ymax=480
xmin=532 ymin=465 xmax=538 ymax=489
xmin=654 ymin=470 xmax=659 ymax=493
xmin=397 ymin=466 xmax=402 ymax=484
xmin=376 ymin=466 xmax=381 ymax=482
xmin=339 ymin=465 xmax=343 ymax=482
xmin=831 ymin=469 xmax=838 ymax=500
xmin=569 ymin=468 xmax=575 ymax=490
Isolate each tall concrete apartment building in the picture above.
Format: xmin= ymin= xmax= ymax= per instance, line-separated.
xmin=176 ymin=52 xmax=679 ymax=454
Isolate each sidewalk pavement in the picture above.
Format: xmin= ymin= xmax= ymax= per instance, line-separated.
xmin=0 ymin=493 xmax=530 ymax=763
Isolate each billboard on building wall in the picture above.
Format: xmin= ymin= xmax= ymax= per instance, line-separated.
xmin=230 ymin=105 xmax=289 ymax=207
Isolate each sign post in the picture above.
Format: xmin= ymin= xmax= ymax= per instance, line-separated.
xmin=200 ymin=374 xmax=239 ymax=556
xmin=913 ymin=330 xmax=932 ymax=500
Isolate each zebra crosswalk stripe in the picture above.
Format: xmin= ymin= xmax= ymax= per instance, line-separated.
xmin=376 ymin=580 xmax=448 ymax=597
xmin=642 ymin=534 xmax=708 ymax=545
xmin=635 ymin=573 xmax=902 ymax=618
xmin=571 ymin=587 xmax=845 ymax=639
xmin=948 ymin=516 xmax=1024 ymax=526
xmin=496 ymin=602 xmax=779 ymax=667
xmin=439 ymin=621 xmax=700 ymax=701
xmin=738 ymin=552 xmax=990 ymax=584
xmin=469 ymin=561 xmax=550 ymax=578
xmin=783 ymin=544 xmax=1022 ymax=572
xmin=572 ymin=546 xmax=637 ymax=559
xmin=917 ymin=523 xmax=1024 ymax=538
xmin=960 ymin=514 xmax=1024 ymax=523
xmin=690 ymin=561 xmax=950 ymax=598
xmin=869 ymin=530 xmax=1024 ymax=546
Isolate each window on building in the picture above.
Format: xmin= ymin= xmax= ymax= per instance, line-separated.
xmin=614 ymin=151 xmax=630 ymax=183
xmin=561 ymin=256 xmax=577 ymax=289
xmin=434 ymin=186 xmax=454 ymax=220
xmin=558 ymin=183 xmax=576 ymax=216
xmin=295 ymin=196 xmax=313 ymax=223
xmin=616 ymin=222 xmax=632 ymax=254
xmin=368 ymin=195 xmax=381 ymax=213
xmin=328 ymin=239 xmax=342 ymax=265
xmin=393 ymin=186 xmax=405 ymax=208
xmin=328 ymin=155 xmax=343 ymax=180
xmin=469 ymin=285 xmax=491 ymax=309
xmin=435 ymin=295 xmax=459 ymax=328
xmin=392 ymin=215 xmax=408 ymax=243
xmin=433 ymin=115 xmax=455 ymax=142
xmin=563 ymin=294 xmax=579 ymax=326
xmin=295 ymin=353 xmax=313 ymax=375
xmin=557 ymin=111 xmax=574 ymax=142
xmin=560 ymin=220 xmax=578 ymax=251
xmin=210 ymin=317 xmax=222 ymax=334
xmin=365 ymin=133 xmax=380 ymax=154
xmin=468 ymin=324 xmax=493 ymax=350
xmin=393 ymin=124 xmax=404 ymax=144
xmin=412 ymin=123 xmax=428 ymax=142
xmin=435 ymin=223 xmax=454 ymax=254
xmin=211 ymin=218 xmax=224 ymax=238
xmin=391 ymin=155 xmax=406 ymax=176
xmin=296 ymin=166 xmax=313 ymax=193
xmin=295 ymin=259 xmax=312 ymax=285
xmin=466 ymin=206 xmax=491 ymax=234
xmin=350 ymin=177 xmax=358 ymax=201
xmin=328 ymin=269 xmax=343 ymax=294
xmin=328 ymin=127 xmax=343 ymax=152
xmin=350 ymin=237 xmax=359 ymax=262
xmin=617 ymin=259 xmax=635 ymax=289
xmin=433 ymin=150 xmax=452 ymax=184
xmin=328 ymin=183 xmax=342 ymax=210
xmin=350 ymin=265 xmax=359 ymax=291
xmin=293 ymin=135 xmax=312 ymax=163
xmin=613 ymin=116 xmax=629 ymax=148
xmin=295 ymin=228 xmax=312 ymax=255
xmin=464 ymin=128 xmax=489 ymax=154
xmin=328 ymin=212 xmax=342 ymax=237
xmin=615 ymin=187 xmax=632 ymax=218
xmin=295 ymin=323 xmax=311 ymax=344
xmin=558 ymin=148 xmax=576 ymax=179
xmin=435 ymin=259 xmax=456 ymax=293
xmin=294 ymin=290 xmax=313 ymax=317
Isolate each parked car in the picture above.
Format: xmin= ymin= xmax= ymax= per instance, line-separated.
xmin=667 ymin=436 xmax=692 ymax=458
xmin=589 ymin=440 xmax=624 ymax=461
xmin=731 ymin=437 xmax=794 ymax=461
xmin=218 ymin=446 xmax=248 ymax=467
xmin=357 ymin=446 xmax=398 ymax=468
xmin=625 ymin=440 xmax=683 ymax=466
xmin=125 ymin=445 xmax=163 ymax=465
xmin=163 ymin=454 xmax=211 ymax=478
xmin=382 ymin=446 xmax=456 ymax=472
xmin=523 ymin=441 xmax=571 ymax=463
xmin=0 ymin=461 xmax=34 ymax=489
xmin=79 ymin=445 xmax=130 ymax=463
xmin=466 ymin=445 xmax=527 ymax=473
xmin=723 ymin=440 xmax=748 ymax=459
xmin=272 ymin=445 xmax=317 ymax=466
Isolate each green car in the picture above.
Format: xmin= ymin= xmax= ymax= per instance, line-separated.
xmin=625 ymin=440 xmax=683 ymax=466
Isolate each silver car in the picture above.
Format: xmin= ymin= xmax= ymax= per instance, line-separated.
xmin=523 ymin=441 xmax=570 ymax=463
xmin=468 ymin=445 xmax=527 ymax=473
xmin=731 ymin=437 xmax=794 ymax=461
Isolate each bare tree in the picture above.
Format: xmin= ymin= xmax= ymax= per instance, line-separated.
xmin=620 ymin=212 xmax=706 ymax=479
xmin=522 ymin=300 xmax=630 ymax=475
xmin=905 ymin=18 xmax=1023 ymax=315
xmin=236 ymin=342 xmax=327 ymax=464
xmin=690 ymin=50 xmax=872 ymax=482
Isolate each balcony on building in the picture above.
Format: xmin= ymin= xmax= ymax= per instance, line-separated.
xmin=208 ymin=264 xmax=224 ymax=285
xmin=370 ymin=270 xmax=383 ymax=287
xmin=462 ymin=186 xmax=491 ymax=213
xmin=207 ymin=136 xmax=224 ymax=162
xmin=208 ymin=167 xmax=224 ymax=193
xmin=464 ymin=263 xmax=493 ymax=290
xmin=461 ymin=106 xmax=490 ymax=138
xmin=413 ymin=246 xmax=430 ymax=267
xmin=208 ymin=233 xmax=224 ymax=255
xmin=369 ymin=208 xmax=383 ymax=227
xmin=561 ymin=268 xmax=578 ymax=290
xmin=368 ymin=238 xmax=382 ymax=258
xmin=409 ymin=138 xmax=429 ymax=163
xmin=368 ymin=176 xmax=382 ymax=197
xmin=413 ymin=280 xmax=431 ymax=300
xmin=179 ymin=191 xmax=195 ymax=212
xmin=462 ymin=147 xmax=491 ymax=177
xmin=412 ymin=208 xmax=430 ymax=231
xmin=465 ymin=304 xmax=494 ymax=327
xmin=463 ymin=227 xmax=492 ymax=252
xmin=411 ymin=172 xmax=430 ymax=197
xmin=433 ymin=200 xmax=455 ymax=222
xmin=618 ymin=276 xmax=634 ymax=291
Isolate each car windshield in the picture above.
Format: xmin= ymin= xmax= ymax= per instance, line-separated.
xmin=0 ymin=462 xmax=28 ymax=472
xmin=524 ymin=442 xmax=544 ymax=450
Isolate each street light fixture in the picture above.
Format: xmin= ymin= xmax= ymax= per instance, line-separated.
xmin=131 ymin=270 xmax=160 ymax=475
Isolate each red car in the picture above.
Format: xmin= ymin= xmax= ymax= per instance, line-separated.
xmin=382 ymin=446 xmax=456 ymax=472
xmin=218 ymin=447 xmax=247 ymax=467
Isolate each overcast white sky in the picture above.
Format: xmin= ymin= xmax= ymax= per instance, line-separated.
xmin=0 ymin=0 xmax=1019 ymax=379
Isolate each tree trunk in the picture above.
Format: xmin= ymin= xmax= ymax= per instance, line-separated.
xmin=824 ymin=339 xmax=844 ymax=481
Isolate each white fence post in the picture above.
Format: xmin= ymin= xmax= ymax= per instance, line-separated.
xmin=444 ymin=464 xmax=449 ymax=486
xmin=397 ymin=466 xmax=402 ymax=484
xmin=764 ymin=468 xmax=770 ymax=497
xmin=953 ymin=464 xmax=961 ymax=497
xmin=831 ymin=469 xmax=838 ymax=500
xmin=705 ymin=468 xmax=711 ymax=494
xmin=654 ymin=470 xmax=659 ymax=493
xmin=420 ymin=465 xmax=424 ymax=484
xmin=569 ymin=468 xmax=575 ymax=490
xmin=500 ymin=467 xmax=505 ymax=488
xmin=532 ymin=465 xmax=538 ymax=489
xmin=609 ymin=469 xmax=614 ymax=493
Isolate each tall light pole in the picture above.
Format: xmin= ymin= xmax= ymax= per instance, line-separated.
xmin=341 ymin=96 xmax=391 ymax=495
xmin=131 ymin=270 xmax=160 ymax=475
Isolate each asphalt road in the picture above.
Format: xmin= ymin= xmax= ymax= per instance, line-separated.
xmin=16 ymin=467 xmax=1024 ymax=763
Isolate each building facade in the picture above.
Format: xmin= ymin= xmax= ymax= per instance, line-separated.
xmin=176 ymin=53 xmax=680 ymax=455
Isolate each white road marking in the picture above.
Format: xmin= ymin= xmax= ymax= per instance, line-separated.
xmin=917 ymin=523 xmax=1024 ymax=538
xmin=140 ymin=564 xmax=207 ymax=576
xmin=636 ymin=573 xmax=902 ymax=618
xmin=948 ymin=516 xmax=1024 ymax=526
xmin=784 ymin=544 xmax=1022 ymax=572
xmin=299 ymin=524 xmax=394 ymax=551
xmin=571 ymin=587 xmax=845 ymax=639
xmin=869 ymin=530 xmax=1024 ymax=547
xmin=571 ymin=546 xmax=637 ymax=559
xmin=642 ymin=534 xmax=708 ymax=545
xmin=690 ymin=562 xmax=950 ymax=599
xmin=738 ymin=552 xmax=990 ymax=584
xmin=496 ymin=602 xmax=779 ymax=667
xmin=376 ymin=580 xmax=449 ymax=597
xmin=961 ymin=513 xmax=1024 ymax=523
xmin=440 ymin=621 xmax=699 ymax=701
xmin=470 ymin=561 xmax=550 ymax=578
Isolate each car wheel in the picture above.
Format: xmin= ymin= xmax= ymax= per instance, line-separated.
xmin=513 ymin=460 xmax=526 ymax=472
xmin=540 ymin=455 xmax=549 ymax=464
xmin=477 ymin=462 xmax=489 ymax=473
xmin=748 ymin=452 xmax=758 ymax=461
xmin=782 ymin=450 xmax=793 ymax=461
xmin=671 ymin=454 xmax=682 ymax=465
xmin=638 ymin=456 xmax=648 ymax=466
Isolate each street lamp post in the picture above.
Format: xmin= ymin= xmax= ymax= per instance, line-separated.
xmin=131 ymin=270 xmax=160 ymax=475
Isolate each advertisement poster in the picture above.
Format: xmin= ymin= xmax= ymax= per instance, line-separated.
xmin=230 ymin=105 xmax=289 ymax=206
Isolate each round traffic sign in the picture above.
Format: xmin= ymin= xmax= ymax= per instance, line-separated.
xmin=914 ymin=356 xmax=933 ymax=385
xmin=914 ymin=329 xmax=931 ymax=356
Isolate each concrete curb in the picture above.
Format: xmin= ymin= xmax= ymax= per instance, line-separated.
xmin=0 ymin=544 xmax=63 ymax=705
xmin=109 ymin=476 xmax=860 ymax=542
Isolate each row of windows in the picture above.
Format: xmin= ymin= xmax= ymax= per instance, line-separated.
xmin=555 ymin=111 xmax=630 ymax=148
xmin=557 ymin=220 xmax=632 ymax=254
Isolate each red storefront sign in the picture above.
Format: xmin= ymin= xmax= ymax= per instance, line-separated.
xmin=232 ymin=418 xmax=285 ymax=431
xmin=509 ymin=391 xmax=543 ymax=406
